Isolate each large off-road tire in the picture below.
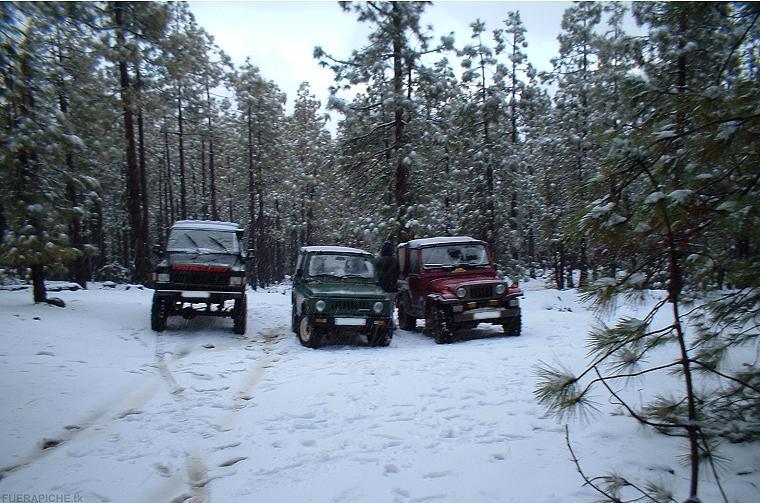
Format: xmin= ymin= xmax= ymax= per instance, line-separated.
xmin=151 ymin=295 xmax=168 ymax=332
xmin=427 ymin=305 xmax=452 ymax=344
xmin=298 ymin=316 xmax=322 ymax=349
xmin=233 ymin=296 xmax=247 ymax=335
xmin=368 ymin=326 xmax=393 ymax=347
xmin=397 ymin=300 xmax=416 ymax=331
xmin=503 ymin=314 xmax=522 ymax=337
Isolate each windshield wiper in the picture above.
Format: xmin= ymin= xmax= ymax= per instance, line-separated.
xmin=308 ymin=273 xmax=334 ymax=280
xmin=183 ymin=233 xmax=202 ymax=253
xmin=208 ymin=235 xmax=231 ymax=253
xmin=463 ymin=262 xmax=488 ymax=268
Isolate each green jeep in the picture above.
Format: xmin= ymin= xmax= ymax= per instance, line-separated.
xmin=291 ymin=246 xmax=394 ymax=348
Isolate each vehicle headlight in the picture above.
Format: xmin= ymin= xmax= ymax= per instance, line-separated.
xmin=373 ymin=301 xmax=384 ymax=314
xmin=315 ymin=300 xmax=327 ymax=312
xmin=229 ymin=276 xmax=243 ymax=286
xmin=495 ymin=283 xmax=506 ymax=295
xmin=157 ymin=273 xmax=170 ymax=282
xmin=455 ymin=287 xmax=467 ymax=299
xmin=509 ymin=298 xmax=520 ymax=307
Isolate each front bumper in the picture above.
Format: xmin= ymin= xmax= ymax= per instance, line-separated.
xmin=451 ymin=306 xmax=520 ymax=324
xmin=305 ymin=314 xmax=392 ymax=332
xmin=153 ymin=289 xmax=245 ymax=301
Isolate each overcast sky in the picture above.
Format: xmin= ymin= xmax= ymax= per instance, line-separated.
xmin=189 ymin=1 xmax=573 ymax=124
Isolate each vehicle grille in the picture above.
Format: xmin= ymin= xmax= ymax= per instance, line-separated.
xmin=469 ymin=284 xmax=493 ymax=299
xmin=170 ymin=270 xmax=230 ymax=287
xmin=330 ymin=298 xmax=374 ymax=316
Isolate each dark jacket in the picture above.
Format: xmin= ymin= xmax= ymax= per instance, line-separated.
xmin=377 ymin=254 xmax=399 ymax=293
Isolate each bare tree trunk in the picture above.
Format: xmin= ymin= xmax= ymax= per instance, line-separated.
xmin=114 ymin=3 xmax=148 ymax=284
xmin=246 ymin=102 xmax=258 ymax=288
xmin=177 ymin=88 xmax=187 ymax=219
xmin=136 ymin=63 xmax=151 ymax=279
xmin=163 ymin=120 xmax=175 ymax=224
xmin=206 ymin=83 xmax=219 ymax=220
xmin=255 ymin=99 xmax=265 ymax=286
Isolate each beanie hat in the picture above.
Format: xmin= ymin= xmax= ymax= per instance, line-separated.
xmin=381 ymin=240 xmax=393 ymax=256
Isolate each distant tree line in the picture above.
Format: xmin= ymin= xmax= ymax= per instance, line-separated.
xmin=3 ymin=2 xmax=756 ymax=296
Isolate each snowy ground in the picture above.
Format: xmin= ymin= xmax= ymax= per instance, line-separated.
xmin=0 ymin=281 xmax=758 ymax=503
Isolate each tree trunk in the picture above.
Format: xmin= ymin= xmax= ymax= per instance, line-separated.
xmin=55 ymin=36 xmax=88 ymax=289
xmin=135 ymin=63 xmax=151 ymax=280
xmin=163 ymin=120 xmax=175 ymax=224
xmin=255 ymin=99 xmax=265 ymax=286
xmin=206 ymin=84 xmax=219 ymax=220
xmin=391 ymin=3 xmax=408 ymax=242
xmin=31 ymin=264 xmax=47 ymax=303
xmin=177 ymin=88 xmax=187 ymax=219
xmin=246 ymin=101 xmax=258 ymax=288
xmin=114 ymin=3 xmax=148 ymax=284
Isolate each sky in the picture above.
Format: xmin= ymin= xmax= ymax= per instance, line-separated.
xmin=189 ymin=0 xmax=573 ymax=125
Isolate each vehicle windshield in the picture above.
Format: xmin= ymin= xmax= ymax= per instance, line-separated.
xmin=167 ymin=229 xmax=239 ymax=254
xmin=306 ymin=253 xmax=375 ymax=279
xmin=421 ymin=243 xmax=489 ymax=269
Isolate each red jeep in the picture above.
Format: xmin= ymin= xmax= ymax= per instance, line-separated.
xmin=396 ymin=237 xmax=522 ymax=343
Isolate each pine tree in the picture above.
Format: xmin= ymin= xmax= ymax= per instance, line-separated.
xmin=315 ymin=1 xmax=438 ymax=243
xmin=536 ymin=3 xmax=760 ymax=501
xmin=1 ymin=2 xmax=88 ymax=302
xmin=545 ymin=1 xmax=604 ymax=288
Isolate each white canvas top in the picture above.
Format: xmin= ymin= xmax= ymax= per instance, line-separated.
xmin=172 ymin=220 xmax=242 ymax=232
xmin=404 ymin=236 xmax=483 ymax=248
xmin=302 ymin=245 xmax=371 ymax=255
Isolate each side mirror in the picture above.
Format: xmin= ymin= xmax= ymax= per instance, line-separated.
xmin=246 ymin=249 xmax=255 ymax=260
xmin=152 ymin=244 xmax=164 ymax=258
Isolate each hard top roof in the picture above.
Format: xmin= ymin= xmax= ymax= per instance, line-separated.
xmin=171 ymin=220 xmax=242 ymax=232
xmin=402 ymin=236 xmax=484 ymax=249
xmin=301 ymin=245 xmax=372 ymax=255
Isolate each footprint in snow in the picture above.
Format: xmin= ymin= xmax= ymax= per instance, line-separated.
xmin=36 ymin=351 xmax=55 ymax=357
xmin=218 ymin=456 xmax=247 ymax=467
xmin=384 ymin=464 xmax=399 ymax=475
xmin=423 ymin=471 xmax=450 ymax=479
xmin=39 ymin=438 xmax=63 ymax=450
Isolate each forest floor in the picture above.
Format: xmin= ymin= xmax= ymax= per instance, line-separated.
xmin=0 ymin=280 xmax=758 ymax=503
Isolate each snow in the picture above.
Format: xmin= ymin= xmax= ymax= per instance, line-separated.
xmin=405 ymin=236 xmax=482 ymax=248
xmin=0 ymin=282 xmax=758 ymax=502
xmin=172 ymin=220 xmax=242 ymax=232
xmin=301 ymin=245 xmax=371 ymax=255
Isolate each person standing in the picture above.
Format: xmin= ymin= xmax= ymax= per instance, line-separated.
xmin=376 ymin=240 xmax=399 ymax=302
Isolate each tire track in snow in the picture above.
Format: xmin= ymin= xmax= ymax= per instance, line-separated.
xmin=145 ymin=322 xmax=289 ymax=502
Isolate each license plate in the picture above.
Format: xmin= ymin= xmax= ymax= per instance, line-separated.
xmin=472 ymin=310 xmax=501 ymax=320
xmin=335 ymin=318 xmax=366 ymax=326
xmin=181 ymin=291 xmax=211 ymax=299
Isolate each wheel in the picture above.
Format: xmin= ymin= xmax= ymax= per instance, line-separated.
xmin=397 ymin=300 xmax=416 ymax=331
xmin=503 ymin=314 xmax=522 ymax=336
xmin=151 ymin=295 xmax=168 ymax=332
xmin=427 ymin=304 xmax=452 ymax=344
xmin=233 ymin=296 xmax=247 ymax=334
xmin=298 ymin=316 xmax=322 ymax=349
xmin=368 ymin=326 xmax=393 ymax=347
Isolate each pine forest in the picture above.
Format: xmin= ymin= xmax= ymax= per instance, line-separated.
xmin=2 ymin=2 xmax=760 ymax=501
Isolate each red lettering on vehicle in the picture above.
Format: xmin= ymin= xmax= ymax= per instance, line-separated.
xmin=171 ymin=264 xmax=229 ymax=273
